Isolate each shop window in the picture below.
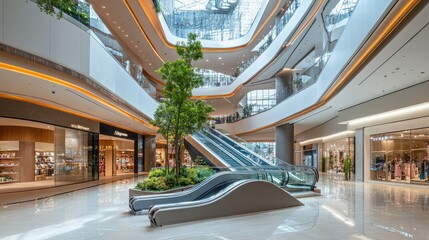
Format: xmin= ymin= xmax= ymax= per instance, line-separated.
xmin=370 ymin=128 xmax=429 ymax=184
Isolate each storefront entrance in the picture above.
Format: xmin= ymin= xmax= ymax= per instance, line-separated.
xmin=370 ymin=128 xmax=429 ymax=184
xmin=99 ymin=136 xmax=135 ymax=177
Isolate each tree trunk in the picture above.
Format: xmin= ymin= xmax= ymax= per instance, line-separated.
xmin=173 ymin=101 xmax=183 ymax=182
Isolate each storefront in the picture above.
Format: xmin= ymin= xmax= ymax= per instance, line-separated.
xmin=322 ymin=138 xmax=355 ymax=174
xmin=0 ymin=118 xmax=99 ymax=186
xmin=370 ymin=128 xmax=429 ymax=184
xmin=99 ymin=123 xmax=139 ymax=176
xmin=0 ymin=98 xmax=143 ymax=188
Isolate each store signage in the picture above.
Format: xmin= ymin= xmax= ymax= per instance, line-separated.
xmin=71 ymin=124 xmax=90 ymax=131
xmin=114 ymin=130 xmax=128 ymax=138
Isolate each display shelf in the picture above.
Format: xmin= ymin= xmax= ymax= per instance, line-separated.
xmin=0 ymin=164 xmax=19 ymax=167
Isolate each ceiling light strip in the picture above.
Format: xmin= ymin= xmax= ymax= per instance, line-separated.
xmin=0 ymin=93 xmax=152 ymax=135
xmin=122 ymin=0 xmax=165 ymax=63
xmin=0 ymin=62 xmax=157 ymax=131
xmin=233 ymin=0 xmax=421 ymax=136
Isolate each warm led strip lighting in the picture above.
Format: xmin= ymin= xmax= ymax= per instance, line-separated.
xmin=0 ymin=92 xmax=152 ymax=135
xmin=133 ymin=0 xmax=283 ymax=52
xmin=0 ymin=62 xmax=157 ymax=131
xmin=233 ymin=0 xmax=422 ymax=136
xmin=299 ymin=131 xmax=355 ymax=146
xmin=122 ymin=0 xmax=165 ymax=64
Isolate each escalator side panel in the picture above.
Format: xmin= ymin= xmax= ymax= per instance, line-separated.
xmin=150 ymin=180 xmax=303 ymax=227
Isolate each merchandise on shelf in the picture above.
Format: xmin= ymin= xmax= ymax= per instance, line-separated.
xmin=35 ymin=151 xmax=55 ymax=177
xmin=0 ymin=150 xmax=20 ymax=183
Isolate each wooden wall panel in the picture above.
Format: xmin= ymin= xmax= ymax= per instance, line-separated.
xmin=0 ymin=126 xmax=53 ymax=143
xmin=19 ymin=141 xmax=35 ymax=182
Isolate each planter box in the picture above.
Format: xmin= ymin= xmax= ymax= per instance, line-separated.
xmin=129 ymin=186 xmax=192 ymax=199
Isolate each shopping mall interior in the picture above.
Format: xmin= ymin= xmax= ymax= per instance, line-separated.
xmin=1 ymin=0 xmax=429 ymax=239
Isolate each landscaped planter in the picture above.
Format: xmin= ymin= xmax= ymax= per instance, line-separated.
xmin=129 ymin=186 xmax=192 ymax=199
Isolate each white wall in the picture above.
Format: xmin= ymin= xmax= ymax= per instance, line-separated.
xmin=3 ymin=0 xmax=51 ymax=59
xmin=0 ymin=0 xmax=157 ymax=119
xmin=219 ymin=0 xmax=394 ymax=135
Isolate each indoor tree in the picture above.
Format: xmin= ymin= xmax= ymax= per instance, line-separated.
xmin=151 ymin=33 xmax=214 ymax=180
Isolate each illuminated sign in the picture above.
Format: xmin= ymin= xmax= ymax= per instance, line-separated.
xmin=114 ymin=130 xmax=128 ymax=138
xmin=71 ymin=124 xmax=90 ymax=131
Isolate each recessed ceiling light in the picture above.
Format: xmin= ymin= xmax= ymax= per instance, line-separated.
xmin=113 ymin=21 xmax=117 ymax=24
xmin=206 ymin=59 xmax=209 ymax=62
xmin=135 ymin=45 xmax=138 ymax=48
xmin=118 ymin=26 xmax=121 ymax=29
xmin=218 ymin=57 xmax=222 ymax=60
xmin=106 ymin=13 xmax=109 ymax=16
xmin=125 ymin=34 xmax=128 ymax=37
xmin=149 ymin=63 xmax=152 ymax=66
xmin=102 ymin=6 xmax=106 ymax=9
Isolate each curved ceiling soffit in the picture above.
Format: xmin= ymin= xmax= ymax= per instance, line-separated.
xmin=0 ymin=62 xmax=158 ymax=133
xmin=232 ymin=0 xmax=423 ymax=136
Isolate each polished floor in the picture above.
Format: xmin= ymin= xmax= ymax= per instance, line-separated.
xmin=1 ymin=174 xmax=429 ymax=240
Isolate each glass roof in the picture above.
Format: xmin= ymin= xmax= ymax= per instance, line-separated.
xmin=158 ymin=0 xmax=266 ymax=41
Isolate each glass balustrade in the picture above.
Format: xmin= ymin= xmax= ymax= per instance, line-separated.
xmin=213 ymin=0 xmax=359 ymax=124
xmin=196 ymin=69 xmax=237 ymax=88
xmin=44 ymin=0 xmax=157 ymax=98
xmin=235 ymin=0 xmax=301 ymax=76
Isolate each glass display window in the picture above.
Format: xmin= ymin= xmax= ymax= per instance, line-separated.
xmin=370 ymin=128 xmax=429 ymax=184
xmin=322 ymin=137 xmax=355 ymax=174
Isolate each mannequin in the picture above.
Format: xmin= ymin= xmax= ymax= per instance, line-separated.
xmin=395 ymin=160 xmax=402 ymax=179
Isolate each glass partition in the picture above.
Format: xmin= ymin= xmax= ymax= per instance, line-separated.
xmin=55 ymin=127 xmax=98 ymax=184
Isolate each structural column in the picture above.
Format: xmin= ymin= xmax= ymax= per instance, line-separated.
xmin=275 ymin=123 xmax=294 ymax=164
xmin=275 ymin=68 xmax=294 ymax=103
xmin=354 ymin=128 xmax=364 ymax=182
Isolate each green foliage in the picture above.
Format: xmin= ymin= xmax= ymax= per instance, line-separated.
xmin=134 ymin=167 xmax=216 ymax=191
xmin=322 ymin=157 xmax=327 ymax=172
xmin=34 ymin=0 xmax=89 ymax=26
xmin=148 ymin=168 xmax=166 ymax=178
xmin=152 ymin=0 xmax=161 ymax=13
xmin=151 ymin=33 xmax=214 ymax=179
xmin=193 ymin=156 xmax=207 ymax=166
xmin=178 ymin=177 xmax=193 ymax=186
xmin=344 ymin=156 xmax=352 ymax=181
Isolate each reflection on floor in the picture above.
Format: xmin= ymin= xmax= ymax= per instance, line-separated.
xmin=1 ymin=173 xmax=429 ymax=239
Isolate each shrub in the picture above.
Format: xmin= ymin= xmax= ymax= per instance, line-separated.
xmin=178 ymin=177 xmax=193 ymax=187
xmin=149 ymin=168 xmax=165 ymax=178
xmin=134 ymin=166 xmax=216 ymax=191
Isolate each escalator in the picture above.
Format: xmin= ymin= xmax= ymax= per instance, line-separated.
xmin=186 ymin=127 xmax=319 ymax=191
xmin=130 ymin=171 xmax=258 ymax=214
xmin=148 ymin=179 xmax=303 ymax=227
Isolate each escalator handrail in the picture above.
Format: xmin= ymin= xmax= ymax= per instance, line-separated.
xmin=206 ymin=127 xmax=319 ymax=184
xmin=193 ymin=131 xmax=250 ymax=169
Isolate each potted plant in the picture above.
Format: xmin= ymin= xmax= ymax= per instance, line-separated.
xmin=344 ymin=156 xmax=352 ymax=181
